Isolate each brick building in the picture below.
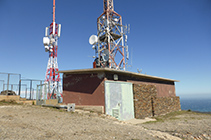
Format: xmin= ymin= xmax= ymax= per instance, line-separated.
xmin=59 ymin=68 xmax=181 ymax=120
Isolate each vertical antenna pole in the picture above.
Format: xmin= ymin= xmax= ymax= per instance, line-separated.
xmin=53 ymin=0 xmax=56 ymax=35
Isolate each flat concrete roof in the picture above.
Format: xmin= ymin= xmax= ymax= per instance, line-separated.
xmin=58 ymin=68 xmax=179 ymax=82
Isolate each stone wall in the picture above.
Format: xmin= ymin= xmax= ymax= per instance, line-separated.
xmin=154 ymin=96 xmax=181 ymax=116
xmin=133 ymin=84 xmax=181 ymax=119
xmin=133 ymin=84 xmax=157 ymax=119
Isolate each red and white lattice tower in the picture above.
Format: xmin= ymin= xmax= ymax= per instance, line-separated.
xmin=43 ymin=0 xmax=62 ymax=101
xmin=89 ymin=0 xmax=129 ymax=70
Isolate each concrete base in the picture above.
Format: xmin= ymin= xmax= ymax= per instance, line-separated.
xmin=45 ymin=99 xmax=58 ymax=105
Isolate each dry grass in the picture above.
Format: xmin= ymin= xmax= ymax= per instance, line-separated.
xmin=144 ymin=110 xmax=211 ymax=124
xmin=0 ymin=100 xmax=20 ymax=105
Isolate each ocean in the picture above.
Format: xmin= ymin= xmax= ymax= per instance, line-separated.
xmin=180 ymin=98 xmax=211 ymax=112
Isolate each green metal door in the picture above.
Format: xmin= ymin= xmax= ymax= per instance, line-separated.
xmin=105 ymin=81 xmax=134 ymax=121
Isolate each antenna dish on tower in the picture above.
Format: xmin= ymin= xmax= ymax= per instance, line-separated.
xmin=89 ymin=0 xmax=130 ymax=70
xmin=43 ymin=37 xmax=50 ymax=46
xmin=102 ymin=49 xmax=109 ymax=61
xmin=89 ymin=35 xmax=98 ymax=45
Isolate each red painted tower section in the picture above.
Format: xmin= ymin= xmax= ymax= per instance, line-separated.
xmin=90 ymin=0 xmax=129 ymax=70
xmin=43 ymin=0 xmax=62 ymax=101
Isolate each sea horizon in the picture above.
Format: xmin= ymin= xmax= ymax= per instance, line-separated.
xmin=180 ymin=97 xmax=211 ymax=112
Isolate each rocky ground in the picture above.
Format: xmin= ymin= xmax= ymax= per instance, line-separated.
xmin=0 ymin=102 xmax=211 ymax=140
xmin=141 ymin=111 xmax=211 ymax=140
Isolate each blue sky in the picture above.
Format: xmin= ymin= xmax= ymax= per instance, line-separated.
xmin=0 ymin=0 xmax=210 ymax=98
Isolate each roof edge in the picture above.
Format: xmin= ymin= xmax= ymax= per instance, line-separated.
xmin=58 ymin=68 xmax=179 ymax=82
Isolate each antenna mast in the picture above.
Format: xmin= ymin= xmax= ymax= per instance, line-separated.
xmin=53 ymin=0 xmax=55 ymax=23
xmin=89 ymin=0 xmax=129 ymax=70
xmin=53 ymin=0 xmax=56 ymax=35
xmin=43 ymin=0 xmax=62 ymax=101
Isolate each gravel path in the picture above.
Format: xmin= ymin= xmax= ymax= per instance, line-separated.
xmin=0 ymin=105 xmax=210 ymax=140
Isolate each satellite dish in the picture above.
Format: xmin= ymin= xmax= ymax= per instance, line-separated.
xmin=102 ymin=49 xmax=109 ymax=61
xmin=43 ymin=37 xmax=50 ymax=46
xmin=45 ymin=46 xmax=49 ymax=52
xmin=114 ymin=18 xmax=118 ymax=22
xmin=92 ymin=45 xmax=96 ymax=49
xmin=89 ymin=35 xmax=98 ymax=45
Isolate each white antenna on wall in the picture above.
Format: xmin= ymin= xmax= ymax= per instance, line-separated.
xmin=126 ymin=47 xmax=132 ymax=70
xmin=137 ymin=68 xmax=142 ymax=73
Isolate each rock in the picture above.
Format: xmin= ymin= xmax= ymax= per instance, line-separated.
xmin=0 ymin=90 xmax=16 ymax=95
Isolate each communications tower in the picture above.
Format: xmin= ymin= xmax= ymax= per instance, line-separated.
xmin=89 ymin=0 xmax=129 ymax=70
xmin=43 ymin=0 xmax=62 ymax=101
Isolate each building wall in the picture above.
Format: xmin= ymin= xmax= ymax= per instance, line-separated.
xmin=105 ymin=73 xmax=176 ymax=97
xmin=62 ymin=71 xmax=180 ymax=118
xmin=133 ymin=84 xmax=157 ymax=119
xmin=133 ymin=83 xmax=181 ymax=119
xmin=154 ymin=96 xmax=181 ymax=116
xmin=63 ymin=73 xmax=105 ymax=106
xmin=128 ymin=81 xmax=176 ymax=97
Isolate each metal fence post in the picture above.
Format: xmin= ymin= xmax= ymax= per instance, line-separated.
xmin=7 ymin=74 xmax=10 ymax=95
xmin=44 ymin=83 xmax=47 ymax=105
xmin=36 ymin=85 xmax=39 ymax=105
xmin=19 ymin=74 xmax=21 ymax=96
xmin=0 ymin=80 xmax=4 ymax=93
xmin=30 ymin=80 xmax=32 ymax=100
